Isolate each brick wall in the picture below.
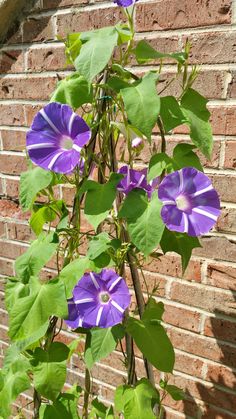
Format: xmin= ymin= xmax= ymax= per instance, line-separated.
xmin=0 ymin=0 xmax=236 ymax=417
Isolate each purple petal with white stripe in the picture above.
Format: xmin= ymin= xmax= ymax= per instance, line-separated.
xmin=114 ymin=0 xmax=138 ymax=6
xmin=158 ymin=167 xmax=220 ymax=237
xmin=65 ymin=269 xmax=131 ymax=329
xmin=117 ymin=165 xmax=159 ymax=198
xmin=26 ymin=102 xmax=91 ymax=174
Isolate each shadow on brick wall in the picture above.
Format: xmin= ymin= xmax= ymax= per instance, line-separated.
xmin=182 ymin=289 xmax=236 ymax=418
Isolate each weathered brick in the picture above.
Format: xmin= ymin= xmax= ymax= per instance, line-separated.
xmin=1 ymin=130 xmax=26 ymax=152
xmin=27 ymin=45 xmax=68 ymax=72
xmin=0 ymin=50 xmax=24 ymax=73
xmin=43 ymin=0 xmax=88 ymax=8
xmin=144 ymin=253 xmax=202 ymax=282
xmin=5 ymin=178 xmax=20 ymax=200
xmin=164 ymin=304 xmax=201 ymax=332
xmin=22 ymin=16 xmax=54 ymax=43
xmin=169 ymin=327 xmax=236 ymax=368
xmin=0 ymin=153 xmax=27 ymax=175
xmin=6 ymin=222 xmax=34 ymax=242
xmin=0 ymin=76 xmax=57 ymax=100
xmin=0 ymin=259 xmax=14 ymax=276
xmin=224 ymin=141 xmax=236 ymax=169
xmin=0 ymin=104 xmax=25 ymax=126
xmin=204 ymin=316 xmax=236 ymax=345
xmin=206 ymin=262 xmax=236 ymax=290
xmin=24 ymin=104 xmax=43 ymax=127
xmin=170 ymin=281 xmax=235 ymax=316
xmin=57 ymin=8 xmax=124 ymax=37
xmin=194 ymin=236 xmax=236 ymax=263
xmin=135 ymin=0 xmax=232 ymax=32
xmin=206 ymin=363 xmax=236 ymax=390
xmin=216 ymin=207 xmax=236 ymax=234
xmin=209 ymin=174 xmax=236 ymax=203
xmin=159 ymin=70 xmax=229 ymax=100
xmin=186 ymin=31 xmax=236 ymax=65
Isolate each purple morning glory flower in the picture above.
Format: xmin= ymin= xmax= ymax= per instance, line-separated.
xmin=65 ymin=269 xmax=131 ymax=329
xmin=158 ymin=167 xmax=220 ymax=237
xmin=26 ymin=102 xmax=91 ymax=174
xmin=117 ymin=165 xmax=159 ymax=198
xmin=114 ymin=0 xmax=138 ymax=6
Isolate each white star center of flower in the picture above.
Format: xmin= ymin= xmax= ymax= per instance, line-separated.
xmin=99 ymin=292 xmax=111 ymax=304
xmin=61 ymin=136 xmax=73 ymax=150
xmin=176 ymin=194 xmax=190 ymax=211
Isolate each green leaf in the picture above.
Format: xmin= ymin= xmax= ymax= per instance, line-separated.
xmin=148 ymin=153 xmax=174 ymax=182
xmin=59 ymin=256 xmax=91 ymax=298
xmin=20 ymin=167 xmax=53 ymax=211
xmin=180 ymin=88 xmax=213 ymax=159
xmin=88 ymin=233 xmax=111 ymax=260
xmin=116 ymin=24 xmax=132 ymax=44
xmin=88 ymin=325 xmax=125 ymax=369
xmin=160 ymin=96 xmax=187 ymax=133
xmin=0 ymin=354 xmax=31 ymax=419
xmin=107 ymin=76 xmax=130 ymax=93
xmin=32 ymin=342 xmax=70 ymax=401
xmin=15 ymin=232 xmax=58 ymax=283
xmin=75 ymin=27 xmax=118 ymax=82
xmin=118 ymin=189 xmax=148 ymax=220
xmin=84 ymin=173 xmax=122 ymax=229
xmin=39 ymin=386 xmax=81 ymax=418
xmin=30 ymin=206 xmax=56 ymax=236
xmin=51 ymin=74 xmax=93 ymax=110
xmin=127 ymin=193 xmax=165 ymax=256
xmin=159 ymin=381 xmax=185 ymax=401
xmin=173 ymin=143 xmax=203 ymax=171
xmin=90 ymin=399 xmax=114 ymax=419
xmin=135 ymin=40 xmax=186 ymax=64
xmin=126 ymin=299 xmax=175 ymax=372
xmin=115 ymin=378 xmax=160 ymax=419
xmin=121 ymin=72 xmax=160 ymax=140
xmin=9 ymin=277 xmax=68 ymax=341
xmin=160 ymin=228 xmax=201 ymax=273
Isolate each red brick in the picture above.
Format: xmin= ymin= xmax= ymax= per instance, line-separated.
xmin=209 ymin=174 xmax=236 ymax=203
xmin=168 ymin=374 xmax=236 ymax=414
xmin=6 ymin=222 xmax=34 ymax=242
xmin=202 ymin=406 xmax=235 ymax=419
xmin=0 ymin=199 xmax=23 ymax=218
xmin=206 ymin=363 xmax=236 ymax=390
xmin=159 ymin=70 xmax=229 ymax=100
xmin=27 ymin=45 xmax=68 ymax=72
xmin=0 ymin=76 xmax=57 ymax=100
xmin=204 ymin=316 xmax=236 ymax=345
xmin=224 ymin=141 xmax=236 ymax=169
xmin=144 ymin=254 xmax=202 ymax=282
xmin=57 ymin=8 xmax=124 ymax=37
xmin=1 ymin=130 xmax=26 ymax=152
xmin=170 ymin=281 xmax=235 ymax=315
xmin=227 ymin=71 xmax=236 ymax=98
xmin=135 ymin=0 xmax=232 ymax=32
xmin=169 ymin=328 xmax=236 ymax=368
xmin=186 ymin=31 xmax=236 ymax=65
xmin=5 ymin=178 xmax=20 ymax=200
xmin=0 ymin=240 xmax=27 ymax=260
xmin=0 ymin=259 xmax=14 ymax=276
xmin=175 ymin=352 xmax=204 ymax=379
xmin=194 ymin=236 xmax=236 ymax=263
xmin=0 ymin=50 xmax=24 ymax=73
xmin=0 ymin=154 xmax=27 ymax=175
xmin=0 ymin=104 xmax=25 ymax=126
xmin=216 ymin=207 xmax=236 ymax=234
xmin=43 ymin=0 xmax=88 ymax=8
xmin=24 ymin=104 xmax=43 ymax=127
xmin=22 ymin=16 xmax=54 ymax=43
xmin=210 ymin=106 xmax=236 ymax=136
xmin=206 ymin=262 xmax=236 ymax=290
xmin=164 ymin=304 xmax=201 ymax=333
